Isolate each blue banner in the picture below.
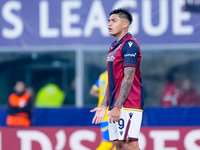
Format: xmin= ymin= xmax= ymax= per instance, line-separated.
xmin=1 ymin=107 xmax=200 ymax=126
xmin=0 ymin=0 xmax=199 ymax=48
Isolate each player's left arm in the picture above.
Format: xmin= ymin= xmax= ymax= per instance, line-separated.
xmin=108 ymin=67 xmax=135 ymax=123
xmin=115 ymin=66 xmax=136 ymax=107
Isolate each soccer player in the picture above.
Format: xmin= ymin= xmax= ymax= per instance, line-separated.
xmin=90 ymin=70 xmax=116 ymax=150
xmin=90 ymin=8 xmax=144 ymax=150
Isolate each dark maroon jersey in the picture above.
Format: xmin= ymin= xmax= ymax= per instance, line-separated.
xmin=107 ymin=33 xmax=144 ymax=111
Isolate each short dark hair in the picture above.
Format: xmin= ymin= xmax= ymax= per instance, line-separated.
xmin=109 ymin=8 xmax=133 ymax=25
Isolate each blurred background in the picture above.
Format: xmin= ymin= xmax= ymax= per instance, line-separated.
xmin=0 ymin=0 xmax=200 ymax=149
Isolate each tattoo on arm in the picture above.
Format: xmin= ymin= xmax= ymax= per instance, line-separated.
xmin=115 ymin=67 xmax=136 ymax=108
xmin=101 ymin=86 xmax=109 ymax=107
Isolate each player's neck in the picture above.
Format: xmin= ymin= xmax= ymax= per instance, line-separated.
xmin=115 ymin=30 xmax=128 ymax=42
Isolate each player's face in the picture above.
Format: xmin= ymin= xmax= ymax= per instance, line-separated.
xmin=108 ymin=14 xmax=126 ymax=37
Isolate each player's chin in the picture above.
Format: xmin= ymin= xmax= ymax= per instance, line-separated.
xmin=109 ymin=32 xmax=115 ymax=36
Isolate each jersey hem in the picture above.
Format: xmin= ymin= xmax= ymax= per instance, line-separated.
xmin=123 ymin=63 xmax=137 ymax=68
xmin=123 ymin=107 xmax=143 ymax=112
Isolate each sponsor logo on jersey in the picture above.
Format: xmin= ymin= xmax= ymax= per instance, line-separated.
xmin=107 ymin=55 xmax=115 ymax=62
xmin=124 ymin=53 xmax=137 ymax=57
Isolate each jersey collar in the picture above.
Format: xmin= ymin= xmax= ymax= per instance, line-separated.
xmin=111 ymin=33 xmax=131 ymax=50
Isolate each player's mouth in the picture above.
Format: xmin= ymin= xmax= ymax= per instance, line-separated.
xmin=108 ymin=28 xmax=112 ymax=32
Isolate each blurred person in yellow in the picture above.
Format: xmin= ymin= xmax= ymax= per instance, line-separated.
xmin=6 ymin=81 xmax=32 ymax=127
xmin=35 ymin=83 xmax=65 ymax=107
xmin=90 ymin=70 xmax=116 ymax=150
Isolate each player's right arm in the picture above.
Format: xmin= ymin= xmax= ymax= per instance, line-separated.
xmin=89 ymin=77 xmax=100 ymax=98
xmin=90 ymin=85 xmax=108 ymax=124
xmin=89 ymin=87 xmax=99 ymax=98
xmin=101 ymin=85 xmax=108 ymax=107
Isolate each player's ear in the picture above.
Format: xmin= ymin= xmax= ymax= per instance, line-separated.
xmin=123 ymin=21 xmax=129 ymax=29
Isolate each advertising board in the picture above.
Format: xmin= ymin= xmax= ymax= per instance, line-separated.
xmin=0 ymin=127 xmax=200 ymax=150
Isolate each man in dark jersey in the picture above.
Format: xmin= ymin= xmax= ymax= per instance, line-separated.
xmin=91 ymin=8 xmax=144 ymax=150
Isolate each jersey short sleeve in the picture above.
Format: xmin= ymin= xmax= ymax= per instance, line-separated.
xmin=92 ymin=77 xmax=100 ymax=92
xmin=122 ymin=40 xmax=139 ymax=68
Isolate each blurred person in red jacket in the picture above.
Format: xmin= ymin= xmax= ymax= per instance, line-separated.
xmin=177 ymin=78 xmax=200 ymax=106
xmin=6 ymin=81 xmax=32 ymax=127
xmin=161 ymin=72 xmax=181 ymax=107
